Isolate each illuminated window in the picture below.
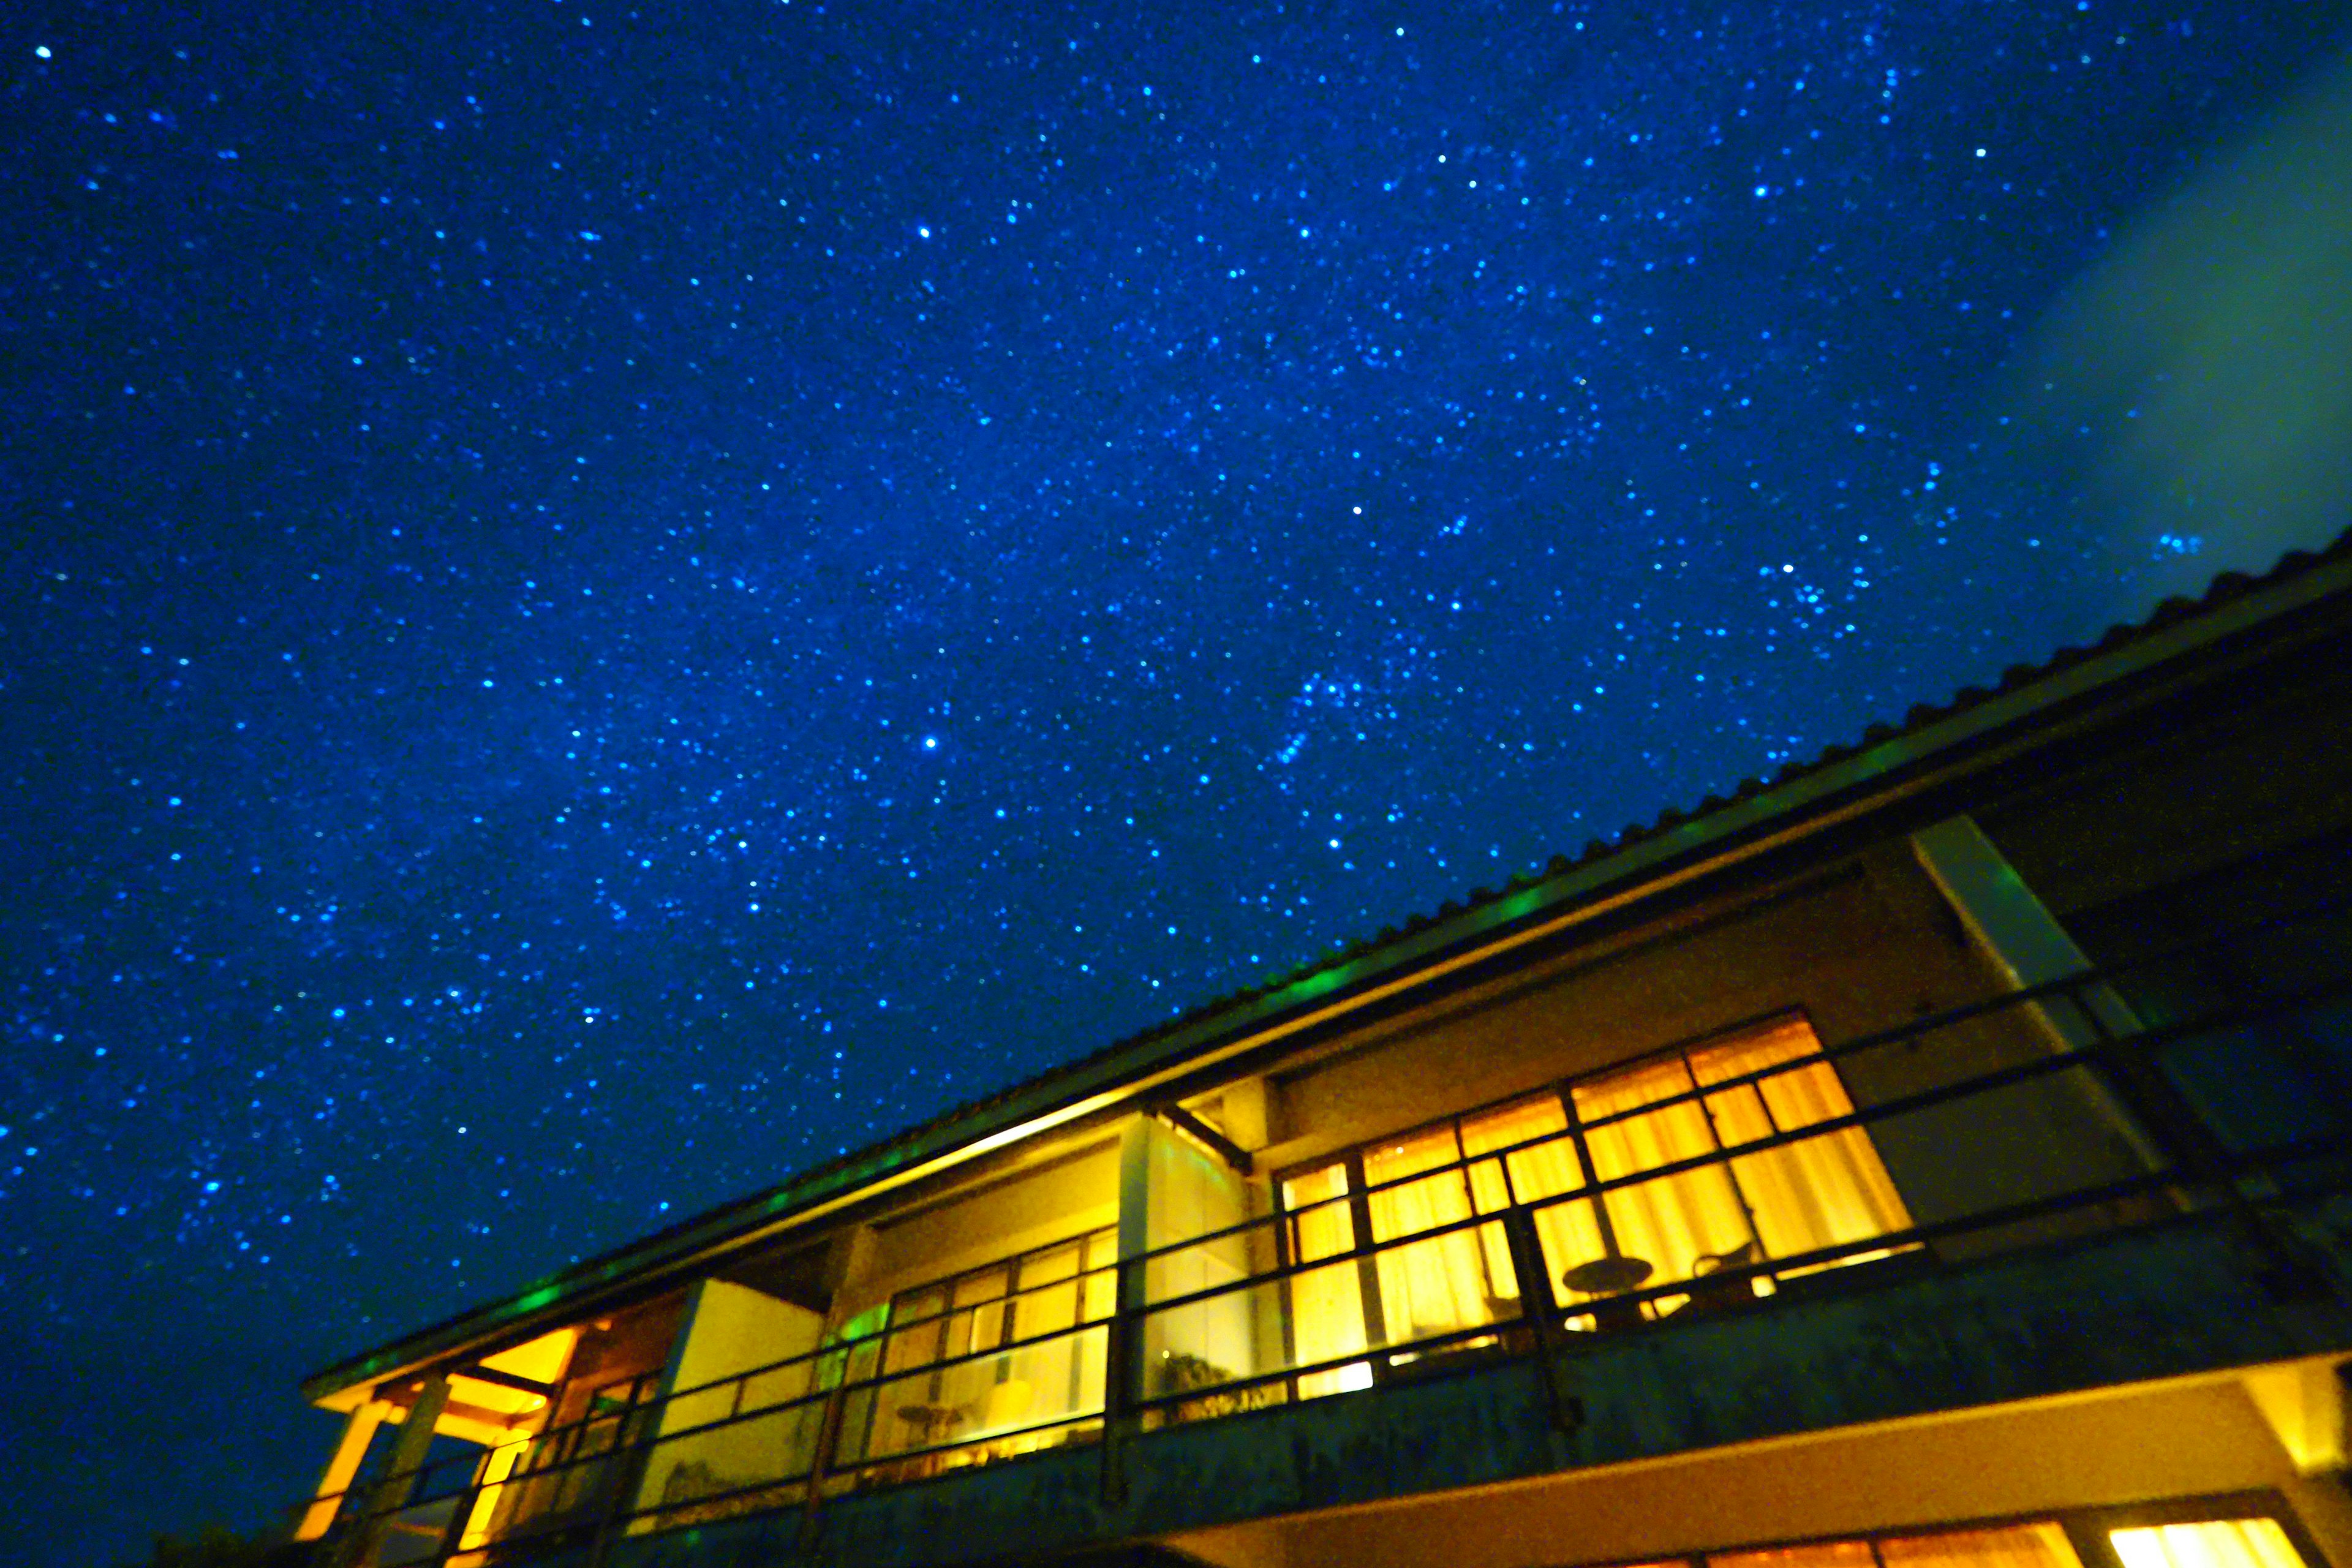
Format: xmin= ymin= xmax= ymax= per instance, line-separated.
xmin=854 ymin=1227 xmax=1118 ymax=1465
xmin=2109 ymin=1520 xmax=2309 ymax=1568
xmin=1275 ymin=1014 xmax=1914 ymax=1358
xmin=1879 ymin=1522 xmax=2084 ymax=1568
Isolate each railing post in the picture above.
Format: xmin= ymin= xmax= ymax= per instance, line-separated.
xmin=795 ymin=1374 xmax=851 ymax=1555
xmin=1099 ymin=1255 xmax=1139 ymax=1506
xmin=582 ymin=1407 xmax=649 ymax=1568
xmin=1499 ymin=1206 xmax=1580 ymax=1432
xmin=2067 ymin=978 xmax=2333 ymax=1299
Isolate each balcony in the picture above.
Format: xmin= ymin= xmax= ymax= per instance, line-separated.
xmin=299 ymin=895 xmax=2352 ymax=1568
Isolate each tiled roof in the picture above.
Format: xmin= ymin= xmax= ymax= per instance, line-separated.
xmin=306 ymin=526 xmax=2352 ymax=1398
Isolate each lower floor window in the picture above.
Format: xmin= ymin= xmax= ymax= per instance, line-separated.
xmin=2108 ymin=1520 xmax=2309 ymax=1568
xmin=1606 ymin=1504 xmax=2312 ymax=1568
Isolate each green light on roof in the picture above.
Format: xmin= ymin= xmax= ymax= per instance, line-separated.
xmin=1289 ymin=967 xmax=1346 ymax=1000
xmin=510 ymin=1284 xmax=564 ymax=1315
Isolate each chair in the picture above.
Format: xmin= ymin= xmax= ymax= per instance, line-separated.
xmin=1684 ymin=1240 xmax=1763 ymax=1315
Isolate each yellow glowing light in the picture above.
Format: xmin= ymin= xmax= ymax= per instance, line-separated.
xmin=2110 ymin=1520 xmax=2307 ymax=1568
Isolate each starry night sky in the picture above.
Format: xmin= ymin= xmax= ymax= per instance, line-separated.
xmin=7 ymin=2 xmax=2350 ymax=1561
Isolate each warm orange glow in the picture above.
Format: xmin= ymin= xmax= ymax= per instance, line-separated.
xmin=292 ymin=1400 xmax=388 ymax=1541
xmin=1711 ymin=1539 xmax=1877 ymax=1568
xmin=1881 ymin=1522 xmax=2084 ymax=1568
xmin=478 ymin=1325 xmax=578 ymax=1385
xmin=457 ymin=1437 xmax=531 ymax=1550
xmin=2110 ymin=1520 xmax=2307 ymax=1568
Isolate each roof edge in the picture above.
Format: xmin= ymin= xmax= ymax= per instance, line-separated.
xmin=303 ymin=535 xmax=2352 ymax=1402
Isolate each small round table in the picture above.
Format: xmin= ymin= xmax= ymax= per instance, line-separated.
xmin=1562 ymin=1253 xmax=1653 ymax=1295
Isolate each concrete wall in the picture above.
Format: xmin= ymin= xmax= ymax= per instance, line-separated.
xmin=635 ymin=1280 xmax=826 ymax=1512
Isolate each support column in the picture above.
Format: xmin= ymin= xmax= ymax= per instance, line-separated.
xmin=292 ymin=1400 xmax=390 ymax=1541
xmin=1910 ymin=814 xmax=2166 ymax=1170
xmin=335 ymin=1371 xmax=452 ymax=1568
xmin=1101 ymin=1114 xmax=1155 ymax=1504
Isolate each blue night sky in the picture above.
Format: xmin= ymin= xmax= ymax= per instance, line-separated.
xmin=6 ymin=2 xmax=2349 ymax=1561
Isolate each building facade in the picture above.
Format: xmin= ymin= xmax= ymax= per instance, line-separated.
xmin=289 ymin=540 xmax=2352 ymax=1568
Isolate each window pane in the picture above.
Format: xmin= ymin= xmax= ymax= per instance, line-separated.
xmin=1020 ymin=1243 xmax=1080 ymax=1289
xmin=1081 ymin=1267 xmax=1117 ymax=1322
xmin=1085 ymin=1227 xmax=1120 ymax=1270
xmin=1373 ymin=1223 xmax=1518 ymax=1340
xmin=1365 ymin=1123 xmax=1464 ymax=1183
xmin=1881 ymin=1522 xmax=2084 ymax=1568
xmin=1600 ymin=1162 xmax=1755 ymax=1286
xmin=2110 ymin=1520 xmax=2308 ymax=1568
xmin=1016 ymin=1280 xmax=1079 ymax=1339
xmin=1730 ymin=1128 xmax=1913 ymax=1260
xmin=1575 ymin=1058 xmax=1718 ymax=1182
xmin=1461 ymin=1095 xmax=1569 ymax=1156
xmin=883 ymin=1323 xmax=940 ymax=1376
xmin=1691 ymin=1016 xmax=1847 ymax=1133
xmin=1713 ymin=1541 xmax=1877 ymax=1568
xmin=894 ymin=1286 xmax=946 ymax=1324
xmin=1366 ymin=1169 xmax=1474 ymax=1243
xmin=953 ymin=1267 xmax=1010 ymax=1308
xmin=1283 ymin=1164 xmax=1356 ymax=1262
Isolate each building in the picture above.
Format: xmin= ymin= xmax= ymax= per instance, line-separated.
xmin=289 ymin=537 xmax=2352 ymax=1568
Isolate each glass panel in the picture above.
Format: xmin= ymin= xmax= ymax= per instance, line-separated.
xmin=1711 ymin=1542 xmax=1878 ymax=1568
xmin=1283 ymin=1164 xmax=1356 ymax=1261
xmin=1703 ymin=1080 xmax=1778 ymax=1145
xmin=739 ymin=1353 xmax=818 ymax=1412
xmin=1366 ymin=1169 xmax=1475 ymax=1243
xmin=1281 ymin=1163 xmax=1368 ymax=1380
xmin=857 ymin=1324 xmax=1109 ymax=1462
xmin=1372 ymin=1223 xmax=1518 ymax=1340
xmin=1020 ymin=1242 xmax=1081 ymax=1287
xmin=1730 ymin=1128 xmax=1913 ymax=1262
xmin=1145 ymin=1261 xmax=1363 ymax=1390
xmin=953 ymin=1267 xmax=1010 ymax=1307
xmin=1082 ymin=1266 xmax=1117 ymax=1321
xmin=968 ymin=1298 xmax=1006 ymax=1354
xmin=894 ymin=1285 xmax=946 ymax=1323
xmin=1016 ymin=1279 xmax=1079 ymax=1339
xmin=1461 ymin=1094 xmax=1570 ymax=1158
xmin=1880 ymin=1523 xmax=2084 ymax=1568
xmin=1362 ymin=1123 xmax=1463 ymax=1182
xmin=883 ymin=1321 xmax=941 ymax=1376
xmin=2109 ymin=1520 xmax=2308 ymax=1568
xmin=1694 ymin=1021 xmax=1914 ymax=1265
xmin=1085 ymin=1227 xmax=1120 ymax=1269
xmin=1570 ymin=1057 xmax=1754 ymax=1291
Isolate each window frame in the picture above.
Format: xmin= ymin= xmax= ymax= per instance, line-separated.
xmin=1270 ymin=1007 xmax=1904 ymax=1327
xmin=1558 ymin=1492 xmax=2324 ymax=1568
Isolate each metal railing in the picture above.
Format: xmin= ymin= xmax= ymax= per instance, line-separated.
xmin=302 ymin=895 xmax=2352 ymax=1566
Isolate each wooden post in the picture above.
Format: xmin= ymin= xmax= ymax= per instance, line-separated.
xmin=293 ymin=1400 xmax=389 ymax=1542
xmin=334 ymin=1373 xmax=451 ymax=1568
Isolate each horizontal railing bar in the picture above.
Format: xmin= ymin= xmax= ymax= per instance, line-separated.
xmin=832 ymin=1409 xmax=1107 ymax=1471
xmin=1156 ymin=933 xmax=2325 ymax=1270
xmin=1138 ymin=1211 xmax=1520 ymax=1319
xmin=1128 ymin=1320 xmax=1525 ymax=1415
xmin=415 ymin=1318 xmax=1123 ymax=1512
xmin=1128 ymin=965 xmax=2352 ymax=1276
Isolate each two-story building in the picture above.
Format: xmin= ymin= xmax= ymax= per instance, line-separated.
xmin=288 ymin=533 xmax=2352 ymax=1568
